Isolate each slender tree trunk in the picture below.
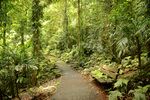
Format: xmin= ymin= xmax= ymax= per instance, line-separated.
xmin=64 ymin=0 xmax=69 ymax=49
xmin=136 ymin=37 xmax=141 ymax=67
xmin=2 ymin=1 xmax=7 ymax=57
xmin=77 ymin=0 xmax=82 ymax=59
xmin=20 ymin=20 xmax=26 ymax=59
xmin=0 ymin=89 xmax=3 ymax=100
xmin=15 ymin=71 xmax=21 ymax=100
xmin=146 ymin=0 xmax=150 ymax=60
xmin=10 ymin=77 xmax=15 ymax=98
xmin=146 ymin=0 xmax=150 ymax=17
xmin=3 ymin=22 xmax=6 ymax=54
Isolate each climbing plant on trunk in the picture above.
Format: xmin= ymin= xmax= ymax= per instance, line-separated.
xmin=0 ymin=0 xmax=8 ymax=58
xmin=32 ymin=0 xmax=43 ymax=59
xmin=31 ymin=0 xmax=43 ymax=86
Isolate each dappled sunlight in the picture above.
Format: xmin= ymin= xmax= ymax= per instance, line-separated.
xmin=0 ymin=0 xmax=150 ymax=100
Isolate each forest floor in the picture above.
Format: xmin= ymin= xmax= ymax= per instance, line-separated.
xmin=13 ymin=60 xmax=107 ymax=100
xmin=51 ymin=61 xmax=107 ymax=100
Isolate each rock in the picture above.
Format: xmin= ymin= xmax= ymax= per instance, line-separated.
xmin=31 ymin=86 xmax=56 ymax=100
xmin=12 ymin=93 xmax=32 ymax=100
xmin=82 ymin=68 xmax=91 ymax=75
xmin=38 ymin=86 xmax=57 ymax=95
xmin=20 ymin=93 xmax=32 ymax=100
xmin=32 ymin=94 xmax=48 ymax=100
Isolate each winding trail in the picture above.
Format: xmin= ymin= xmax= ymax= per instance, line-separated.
xmin=51 ymin=61 xmax=106 ymax=100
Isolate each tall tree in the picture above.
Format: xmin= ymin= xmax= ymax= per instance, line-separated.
xmin=63 ymin=0 xmax=69 ymax=49
xmin=19 ymin=19 xmax=26 ymax=60
xmin=0 ymin=0 xmax=8 ymax=57
xmin=145 ymin=0 xmax=150 ymax=60
xmin=31 ymin=0 xmax=43 ymax=86
xmin=32 ymin=0 xmax=43 ymax=58
xmin=77 ymin=0 xmax=82 ymax=59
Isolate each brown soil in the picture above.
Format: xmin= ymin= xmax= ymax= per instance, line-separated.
xmin=51 ymin=61 xmax=108 ymax=100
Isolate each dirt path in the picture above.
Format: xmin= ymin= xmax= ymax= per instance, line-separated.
xmin=51 ymin=61 xmax=106 ymax=100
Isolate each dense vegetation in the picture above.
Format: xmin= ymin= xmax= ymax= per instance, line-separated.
xmin=0 ymin=0 xmax=150 ymax=100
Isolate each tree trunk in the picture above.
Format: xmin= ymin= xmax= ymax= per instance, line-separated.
xmin=136 ymin=37 xmax=141 ymax=68
xmin=2 ymin=1 xmax=7 ymax=57
xmin=31 ymin=0 xmax=43 ymax=86
xmin=20 ymin=20 xmax=26 ymax=60
xmin=77 ymin=0 xmax=82 ymax=60
xmin=32 ymin=0 xmax=42 ymax=59
xmin=146 ymin=0 xmax=150 ymax=17
xmin=64 ymin=0 xmax=69 ymax=49
xmin=0 ymin=89 xmax=3 ymax=100
xmin=146 ymin=0 xmax=150 ymax=60
xmin=3 ymin=22 xmax=6 ymax=55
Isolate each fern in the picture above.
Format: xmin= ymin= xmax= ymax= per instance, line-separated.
xmin=91 ymin=70 xmax=107 ymax=79
xmin=114 ymin=79 xmax=129 ymax=88
xmin=133 ymin=92 xmax=146 ymax=100
xmin=91 ymin=70 xmax=103 ymax=78
xmin=129 ymin=85 xmax=150 ymax=100
xmin=109 ymin=90 xmax=122 ymax=100
xmin=117 ymin=37 xmax=128 ymax=58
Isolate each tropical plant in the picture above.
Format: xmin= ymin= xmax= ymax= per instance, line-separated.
xmin=129 ymin=85 xmax=150 ymax=100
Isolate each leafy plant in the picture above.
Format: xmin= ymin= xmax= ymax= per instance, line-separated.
xmin=129 ymin=85 xmax=150 ymax=100
xmin=91 ymin=70 xmax=107 ymax=79
xmin=114 ymin=78 xmax=129 ymax=93
xmin=109 ymin=90 xmax=122 ymax=100
xmin=114 ymin=79 xmax=129 ymax=88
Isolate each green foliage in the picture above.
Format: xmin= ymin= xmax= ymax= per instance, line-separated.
xmin=37 ymin=59 xmax=61 ymax=81
xmin=116 ymin=37 xmax=129 ymax=58
xmin=0 ymin=56 xmax=60 ymax=99
xmin=109 ymin=79 xmax=129 ymax=100
xmin=129 ymin=85 xmax=150 ymax=100
xmin=0 ymin=0 xmax=150 ymax=99
xmin=91 ymin=70 xmax=104 ymax=79
xmin=114 ymin=79 xmax=129 ymax=88
xmin=60 ymin=48 xmax=79 ymax=62
xmin=109 ymin=90 xmax=122 ymax=100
